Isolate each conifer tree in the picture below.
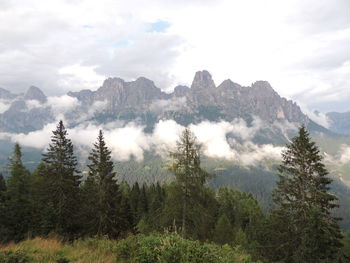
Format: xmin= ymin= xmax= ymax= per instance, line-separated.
xmin=0 ymin=173 xmax=6 ymax=199
xmin=129 ymin=182 xmax=141 ymax=224
xmin=214 ymin=214 xmax=234 ymax=245
xmin=147 ymin=183 xmax=166 ymax=230
xmin=83 ymin=130 xmax=127 ymax=238
xmin=137 ymin=184 xmax=148 ymax=219
xmin=2 ymin=143 xmax=32 ymax=241
xmin=0 ymin=173 xmax=6 ymax=242
xmin=42 ymin=120 xmax=81 ymax=236
xmin=268 ymin=126 xmax=342 ymax=262
xmin=167 ymin=128 xmax=210 ymax=237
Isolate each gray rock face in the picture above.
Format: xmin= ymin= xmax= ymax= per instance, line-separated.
xmin=67 ymin=89 xmax=94 ymax=104
xmin=173 ymin=85 xmax=190 ymax=97
xmin=68 ymin=77 xmax=167 ymax=109
xmin=24 ymin=86 xmax=47 ymax=103
xmin=190 ymin=70 xmax=216 ymax=90
xmin=0 ymin=70 xmax=311 ymax=132
xmin=0 ymin=88 xmax=17 ymax=100
xmin=0 ymin=100 xmax=53 ymax=133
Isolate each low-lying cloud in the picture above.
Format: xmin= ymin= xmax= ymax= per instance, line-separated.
xmin=0 ymin=117 xmax=286 ymax=166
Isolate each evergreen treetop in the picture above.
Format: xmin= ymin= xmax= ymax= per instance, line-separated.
xmin=270 ymin=126 xmax=343 ymax=262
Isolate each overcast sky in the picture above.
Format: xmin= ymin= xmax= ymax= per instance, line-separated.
xmin=0 ymin=0 xmax=349 ymax=112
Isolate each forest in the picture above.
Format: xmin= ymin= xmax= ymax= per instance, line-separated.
xmin=0 ymin=120 xmax=349 ymax=263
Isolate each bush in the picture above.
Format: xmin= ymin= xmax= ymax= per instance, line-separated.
xmin=116 ymin=232 xmax=260 ymax=263
xmin=0 ymin=250 xmax=30 ymax=263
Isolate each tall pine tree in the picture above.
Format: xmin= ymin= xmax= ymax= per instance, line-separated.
xmin=166 ymin=128 xmax=212 ymax=238
xmin=42 ymin=120 xmax=81 ymax=236
xmin=82 ymin=130 xmax=128 ymax=238
xmin=0 ymin=173 xmax=6 ymax=242
xmin=2 ymin=143 xmax=33 ymax=242
xmin=267 ymin=126 xmax=342 ymax=262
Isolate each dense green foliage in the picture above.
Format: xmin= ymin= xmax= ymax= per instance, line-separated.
xmin=115 ymin=232 xmax=260 ymax=263
xmin=1 ymin=144 xmax=32 ymax=242
xmin=0 ymin=234 xmax=260 ymax=263
xmin=262 ymin=126 xmax=343 ymax=262
xmin=166 ymin=128 xmax=213 ymax=238
xmin=81 ymin=130 xmax=130 ymax=238
xmin=0 ymin=121 xmax=348 ymax=262
xmin=41 ymin=120 xmax=82 ymax=236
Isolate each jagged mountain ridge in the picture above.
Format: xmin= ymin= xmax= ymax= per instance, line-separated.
xmin=0 ymin=70 xmax=314 ymax=134
xmin=69 ymin=70 xmax=308 ymax=125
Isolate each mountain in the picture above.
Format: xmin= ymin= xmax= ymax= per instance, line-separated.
xmin=0 ymin=87 xmax=17 ymax=100
xmin=65 ymin=70 xmax=310 ymax=131
xmin=0 ymin=86 xmax=53 ymax=133
xmin=0 ymin=70 xmax=315 ymax=136
xmin=1 ymin=70 xmax=350 ymax=228
xmin=24 ymin=86 xmax=47 ymax=103
xmin=327 ymin=111 xmax=350 ymax=135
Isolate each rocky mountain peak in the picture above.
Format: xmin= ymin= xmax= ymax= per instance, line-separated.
xmin=251 ymin=81 xmax=275 ymax=93
xmin=24 ymin=86 xmax=47 ymax=103
xmin=173 ymin=85 xmax=190 ymax=97
xmin=191 ymin=70 xmax=216 ymax=90
xmin=0 ymin=87 xmax=17 ymax=100
xmin=217 ymin=79 xmax=241 ymax=91
xmin=101 ymin=77 xmax=125 ymax=89
xmin=67 ymin=89 xmax=94 ymax=104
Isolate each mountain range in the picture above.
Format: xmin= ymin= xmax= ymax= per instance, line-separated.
xmin=0 ymin=70 xmax=315 ymax=133
xmin=1 ymin=70 xmax=350 ymax=228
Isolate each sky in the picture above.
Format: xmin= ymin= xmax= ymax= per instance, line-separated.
xmin=0 ymin=0 xmax=350 ymax=112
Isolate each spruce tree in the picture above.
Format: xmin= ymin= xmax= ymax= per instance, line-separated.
xmin=129 ymin=182 xmax=141 ymax=225
xmin=268 ymin=126 xmax=342 ymax=262
xmin=42 ymin=120 xmax=81 ymax=236
xmin=0 ymin=173 xmax=6 ymax=242
xmin=214 ymin=214 xmax=234 ymax=245
xmin=83 ymin=130 xmax=127 ymax=238
xmin=167 ymin=128 xmax=211 ymax=238
xmin=2 ymin=143 xmax=32 ymax=241
xmin=0 ymin=173 xmax=6 ymax=198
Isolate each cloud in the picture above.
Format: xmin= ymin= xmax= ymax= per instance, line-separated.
xmin=149 ymin=97 xmax=187 ymax=113
xmin=190 ymin=121 xmax=237 ymax=159
xmin=1 ymin=0 xmax=350 ymax=112
xmin=323 ymin=144 xmax=350 ymax=168
xmin=0 ymin=100 xmax=11 ymax=113
xmin=306 ymin=110 xmax=331 ymax=129
xmin=238 ymin=142 xmax=284 ymax=166
xmin=338 ymin=145 xmax=350 ymax=164
xmin=25 ymin=100 xmax=42 ymax=110
xmin=151 ymin=119 xmax=184 ymax=154
xmin=1 ymin=117 xmax=286 ymax=166
xmin=9 ymin=122 xmax=56 ymax=148
xmin=47 ymin=95 xmax=81 ymax=115
xmin=229 ymin=118 xmax=263 ymax=140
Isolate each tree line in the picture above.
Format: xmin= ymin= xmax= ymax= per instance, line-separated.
xmin=0 ymin=120 xmax=348 ymax=262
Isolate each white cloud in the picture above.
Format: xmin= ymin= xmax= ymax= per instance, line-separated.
xmin=306 ymin=110 xmax=331 ymax=128
xmin=10 ymin=122 xmax=56 ymax=149
xmin=25 ymin=99 xmax=43 ymax=110
xmin=190 ymin=121 xmax=236 ymax=159
xmin=0 ymin=100 xmax=11 ymax=113
xmin=1 ymin=0 xmax=350 ymax=112
xmin=47 ymin=95 xmax=81 ymax=115
xmin=151 ymin=119 xmax=184 ymax=154
xmin=3 ymin=118 xmax=286 ymax=165
xmin=150 ymin=97 xmax=187 ymax=113
xmin=239 ymin=142 xmax=284 ymax=166
xmin=339 ymin=145 xmax=350 ymax=164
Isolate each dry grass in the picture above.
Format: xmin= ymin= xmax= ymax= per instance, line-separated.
xmin=0 ymin=236 xmax=118 ymax=263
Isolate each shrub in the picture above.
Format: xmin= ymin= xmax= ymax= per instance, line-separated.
xmin=115 ymin=233 xmax=260 ymax=263
xmin=0 ymin=250 xmax=30 ymax=263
